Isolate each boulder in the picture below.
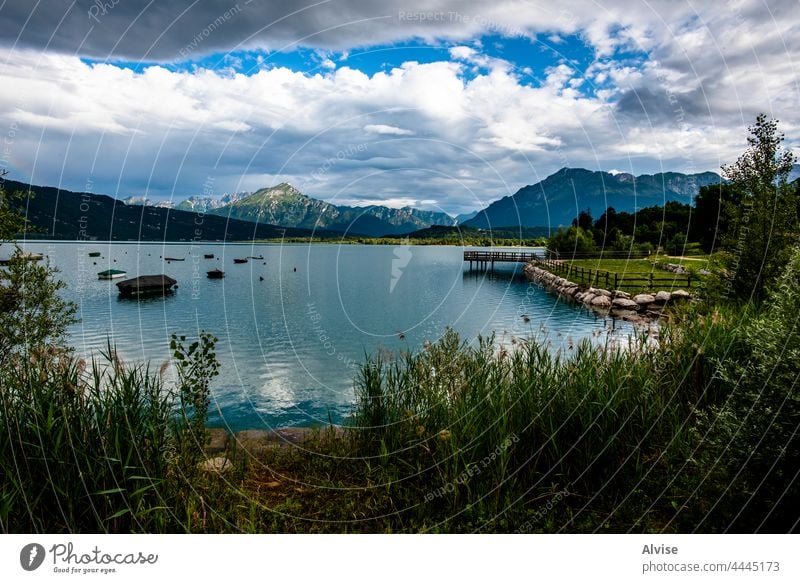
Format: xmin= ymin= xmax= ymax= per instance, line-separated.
xmin=590 ymin=295 xmax=612 ymax=308
xmin=671 ymin=289 xmax=691 ymax=300
xmin=200 ymin=456 xmax=232 ymax=474
xmin=612 ymin=297 xmax=639 ymax=310
xmin=593 ymin=288 xmax=612 ymax=298
xmin=582 ymin=293 xmax=596 ymax=305
xmin=633 ymin=294 xmax=656 ymax=306
xmin=612 ymin=290 xmax=631 ymax=299
xmin=654 ymin=291 xmax=671 ymax=303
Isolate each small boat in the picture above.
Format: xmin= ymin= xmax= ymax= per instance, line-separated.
xmin=233 ymin=258 xmax=248 ymax=264
xmin=204 ymin=253 xmax=214 ymax=259
xmin=0 ymin=252 xmax=45 ymax=266
xmin=207 ymin=268 xmax=225 ymax=279
xmin=98 ymin=269 xmax=127 ymax=280
xmin=248 ymin=255 xmax=264 ymax=260
xmin=117 ymin=275 xmax=177 ymax=297
xmin=164 ymin=257 xmax=185 ymax=261
xmin=88 ymin=251 xmax=101 ymax=257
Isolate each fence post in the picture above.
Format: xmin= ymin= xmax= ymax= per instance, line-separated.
xmin=614 ymin=273 xmax=619 ymax=290
xmin=605 ymin=271 xmax=609 ymax=288
xmin=687 ymin=274 xmax=692 ymax=288
xmin=649 ymin=272 xmax=653 ymax=291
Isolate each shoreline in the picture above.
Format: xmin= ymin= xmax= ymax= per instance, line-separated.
xmin=522 ymin=262 xmax=691 ymax=323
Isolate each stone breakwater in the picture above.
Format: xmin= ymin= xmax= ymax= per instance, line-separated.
xmin=522 ymin=263 xmax=691 ymax=323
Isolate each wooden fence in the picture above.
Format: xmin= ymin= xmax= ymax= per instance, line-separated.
xmin=537 ymin=258 xmax=692 ymax=291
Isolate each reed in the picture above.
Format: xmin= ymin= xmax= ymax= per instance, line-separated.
xmin=0 ymin=335 xmax=219 ymax=533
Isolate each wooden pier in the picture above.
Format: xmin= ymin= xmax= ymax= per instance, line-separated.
xmin=464 ymin=250 xmax=542 ymax=270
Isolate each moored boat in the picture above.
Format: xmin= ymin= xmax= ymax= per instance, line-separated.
xmin=98 ymin=269 xmax=127 ymax=280
xmin=116 ymin=275 xmax=177 ymax=297
xmin=207 ymin=268 xmax=225 ymax=279
xmin=88 ymin=251 xmax=101 ymax=257
xmin=248 ymin=255 xmax=264 ymax=260
xmin=0 ymin=252 xmax=45 ymax=266
xmin=164 ymin=257 xmax=185 ymax=261
xmin=233 ymin=258 xmax=248 ymax=264
xmin=204 ymin=253 xmax=214 ymax=259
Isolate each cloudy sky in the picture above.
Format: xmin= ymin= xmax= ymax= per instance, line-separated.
xmin=0 ymin=0 xmax=797 ymax=215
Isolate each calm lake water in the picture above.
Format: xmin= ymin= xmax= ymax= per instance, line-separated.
xmin=13 ymin=241 xmax=637 ymax=430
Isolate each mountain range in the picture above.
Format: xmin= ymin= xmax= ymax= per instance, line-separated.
xmin=464 ymin=168 xmax=723 ymax=229
xmin=2 ymin=179 xmax=339 ymax=242
xmin=3 ymin=167 xmax=734 ymax=241
xmin=203 ymin=183 xmax=454 ymax=237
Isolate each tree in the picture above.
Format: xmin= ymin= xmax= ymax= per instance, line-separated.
xmin=572 ymin=208 xmax=594 ymax=231
xmin=691 ymin=183 xmax=742 ymax=253
xmin=0 ymin=169 xmax=28 ymax=244
xmin=547 ymin=226 xmax=595 ymax=255
xmin=0 ymin=170 xmax=76 ymax=363
xmin=722 ymin=114 xmax=797 ymax=302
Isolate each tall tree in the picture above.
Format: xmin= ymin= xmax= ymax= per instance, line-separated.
xmin=722 ymin=114 xmax=797 ymax=302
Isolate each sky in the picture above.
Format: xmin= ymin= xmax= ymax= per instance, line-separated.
xmin=0 ymin=0 xmax=797 ymax=215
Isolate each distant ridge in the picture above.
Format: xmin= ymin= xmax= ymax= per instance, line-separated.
xmin=2 ymin=180 xmax=339 ymax=241
xmin=464 ymin=167 xmax=723 ymax=228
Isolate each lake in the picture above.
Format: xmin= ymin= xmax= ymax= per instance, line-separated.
xmin=12 ymin=241 xmax=637 ymax=430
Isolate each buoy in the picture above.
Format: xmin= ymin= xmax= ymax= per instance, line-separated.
xmin=259 ymin=276 xmax=264 ymax=281
xmin=293 ymin=267 xmax=297 ymax=272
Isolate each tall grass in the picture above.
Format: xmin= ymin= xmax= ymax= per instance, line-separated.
xmin=0 ymin=298 xmax=793 ymax=532
xmin=351 ymin=307 xmax=749 ymax=532
xmin=0 ymin=334 xmax=219 ymax=533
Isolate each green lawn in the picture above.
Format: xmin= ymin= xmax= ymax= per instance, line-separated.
xmin=541 ymin=256 xmax=703 ymax=293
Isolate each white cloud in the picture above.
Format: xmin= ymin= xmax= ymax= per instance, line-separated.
xmin=0 ymin=1 xmax=798 ymax=214
xmin=364 ymin=124 xmax=415 ymax=136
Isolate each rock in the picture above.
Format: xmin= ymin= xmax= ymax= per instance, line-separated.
xmin=590 ymin=295 xmax=612 ymax=308
xmin=594 ymin=288 xmax=612 ymax=297
xmin=613 ymin=309 xmax=644 ymax=323
xmin=205 ymin=428 xmax=229 ymax=454
xmin=582 ymin=293 xmax=596 ymax=305
xmin=574 ymin=292 xmax=585 ymax=302
xmin=699 ymin=269 xmax=711 ymax=275
xmin=633 ymin=294 xmax=656 ymax=306
xmin=612 ymin=297 xmax=639 ymax=310
xmin=671 ymin=289 xmax=691 ymax=300
xmin=200 ymin=456 xmax=232 ymax=474
xmin=612 ymin=290 xmax=631 ymax=299
xmin=654 ymin=291 xmax=672 ymax=303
